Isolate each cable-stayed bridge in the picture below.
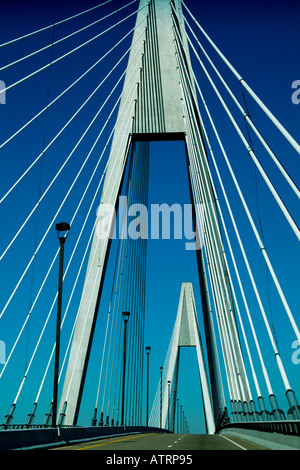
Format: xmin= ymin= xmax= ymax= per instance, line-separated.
xmin=0 ymin=0 xmax=299 ymax=450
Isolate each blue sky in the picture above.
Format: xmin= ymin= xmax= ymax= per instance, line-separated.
xmin=0 ymin=0 xmax=299 ymax=434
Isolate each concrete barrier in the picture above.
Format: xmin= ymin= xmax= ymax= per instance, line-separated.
xmin=0 ymin=425 xmax=170 ymax=450
xmin=220 ymin=427 xmax=300 ymax=450
xmin=219 ymin=421 xmax=300 ymax=450
xmin=0 ymin=428 xmax=58 ymax=450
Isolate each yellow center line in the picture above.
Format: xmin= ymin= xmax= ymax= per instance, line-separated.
xmin=77 ymin=433 xmax=155 ymax=450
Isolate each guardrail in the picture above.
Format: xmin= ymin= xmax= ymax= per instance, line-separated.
xmin=218 ymin=419 xmax=300 ymax=435
xmin=0 ymin=424 xmax=67 ymax=431
xmin=0 ymin=423 xmax=74 ymax=430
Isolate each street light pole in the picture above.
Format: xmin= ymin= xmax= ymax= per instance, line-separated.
xmin=167 ymin=380 xmax=171 ymax=431
xmin=160 ymin=367 xmax=163 ymax=428
xmin=52 ymin=222 xmax=70 ymax=428
xmin=177 ymin=398 xmax=179 ymax=434
xmin=180 ymin=405 xmax=182 ymax=434
xmin=145 ymin=346 xmax=151 ymax=426
xmin=121 ymin=311 xmax=130 ymax=427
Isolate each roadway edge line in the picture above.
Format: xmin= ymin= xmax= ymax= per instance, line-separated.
xmin=219 ymin=434 xmax=247 ymax=450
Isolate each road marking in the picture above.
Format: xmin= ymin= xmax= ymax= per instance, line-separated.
xmin=76 ymin=433 xmax=155 ymax=450
xmin=219 ymin=434 xmax=247 ymax=450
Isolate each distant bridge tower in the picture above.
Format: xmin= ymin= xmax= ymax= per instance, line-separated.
xmin=58 ymin=0 xmax=250 ymax=426
xmin=161 ymin=283 xmax=217 ymax=434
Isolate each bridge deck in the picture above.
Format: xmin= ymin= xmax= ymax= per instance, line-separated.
xmin=51 ymin=432 xmax=269 ymax=451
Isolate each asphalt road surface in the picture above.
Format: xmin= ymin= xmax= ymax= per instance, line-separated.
xmin=52 ymin=432 xmax=269 ymax=451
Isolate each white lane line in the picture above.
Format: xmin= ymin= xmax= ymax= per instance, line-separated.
xmin=219 ymin=434 xmax=247 ymax=450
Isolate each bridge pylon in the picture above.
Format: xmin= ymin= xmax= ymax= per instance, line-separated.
xmin=161 ymin=283 xmax=216 ymax=434
xmin=58 ymin=0 xmax=250 ymax=426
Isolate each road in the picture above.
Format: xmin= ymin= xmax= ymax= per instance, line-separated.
xmin=51 ymin=432 xmax=269 ymax=451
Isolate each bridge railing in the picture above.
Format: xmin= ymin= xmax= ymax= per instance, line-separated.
xmin=218 ymin=420 xmax=300 ymax=450
xmin=218 ymin=419 xmax=300 ymax=436
xmin=0 ymin=423 xmax=75 ymax=430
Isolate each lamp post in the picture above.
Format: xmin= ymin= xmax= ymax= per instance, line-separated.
xmin=167 ymin=380 xmax=171 ymax=431
xmin=145 ymin=346 xmax=151 ymax=426
xmin=176 ymin=398 xmax=179 ymax=434
xmin=160 ymin=367 xmax=163 ymax=428
xmin=52 ymin=222 xmax=70 ymax=428
xmin=180 ymin=405 xmax=183 ymax=434
xmin=121 ymin=311 xmax=130 ymax=426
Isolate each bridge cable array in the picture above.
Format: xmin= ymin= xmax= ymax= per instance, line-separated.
xmin=170 ymin=1 xmax=300 ymax=421
xmin=0 ymin=0 xmax=149 ymax=425
xmin=149 ymin=0 xmax=299 ymax=428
